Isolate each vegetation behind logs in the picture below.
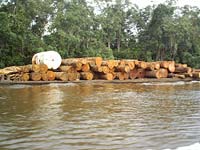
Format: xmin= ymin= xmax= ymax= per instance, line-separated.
xmin=0 ymin=57 xmax=200 ymax=82
xmin=1 ymin=0 xmax=200 ymax=69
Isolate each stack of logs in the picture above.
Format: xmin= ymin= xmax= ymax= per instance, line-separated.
xmin=0 ymin=57 xmax=200 ymax=82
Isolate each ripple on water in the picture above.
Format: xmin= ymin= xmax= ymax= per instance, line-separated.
xmin=0 ymin=82 xmax=200 ymax=150
xmin=142 ymin=81 xmax=200 ymax=86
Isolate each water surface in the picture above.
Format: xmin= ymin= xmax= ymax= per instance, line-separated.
xmin=0 ymin=81 xmax=200 ymax=150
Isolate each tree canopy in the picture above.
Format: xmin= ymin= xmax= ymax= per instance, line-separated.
xmin=0 ymin=0 xmax=200 ymax=68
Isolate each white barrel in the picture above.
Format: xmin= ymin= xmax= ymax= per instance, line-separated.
xmin=32 ymin=51 xmax=62 ymax=69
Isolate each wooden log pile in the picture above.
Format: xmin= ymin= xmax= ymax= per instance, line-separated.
xmin=0 ymin=57 xmax=200 ymax=82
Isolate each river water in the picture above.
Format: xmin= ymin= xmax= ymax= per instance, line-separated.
xmin=0 ymin=81 xmax=200 ymax=150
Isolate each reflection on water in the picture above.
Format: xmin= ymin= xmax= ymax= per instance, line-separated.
xmin=0 ymin=82 xmax=200 ymax=150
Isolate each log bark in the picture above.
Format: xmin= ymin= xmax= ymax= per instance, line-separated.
xmin=110 ymin=72 xmax=117 ymax=80
xmin=174 ymin=74 xmax=185 ymax=79
xmin=129 ymin=69 xmax=138 ymax=80
xmin=137 ymin=61 xmax=147 ymax=69
xmin=81 ymin=63 xmax=90 ymax=72
xmin=59 ymin=66 xmax=76 ymax=73
xmin=134 ymin=60 xmax=139 ymax=66
xmin=145 ymin=70 xmax=161 ymax=79
xmin=98 ymin=73 xmax=114 ymax=80
xmin=168 ymin=61 xmax=175 ymax=73
xmin=116 ymin=72 xmax=129 ymax=80
xmin=7 ymin=73 xmax=22 ymax=81
xmin=91 ymin=65 xmax=103 ymax=73
xmin=113 ymin=60 xmax=119 ymax=67
xmin=0 ymin=66 xmax=22 ymax=75
xmin=137 ymin=69 xmax=145 ymax=78
xmin=168 ymin=73 xmax=185 ymax=79
xmin=153 ymin=62 xmax=160 ymax=70
xmin=80 ymin=72 xmax=94 ymax=80
xmin=0 ymin=74 xmax=5 ymax=81
xmin=125 ymin=60 xmax=135 ymax=70
xmin=175 ymin=66 xmax=191 ymax=73
xmin=101 ymin=66 xmax=110 ymax=74
xmin=168 ymin=73 xmax=175 ymax=78
xmin=118 ymin=60 xmax=126 ymax=66
xmin=146 ymin=62 xmax=155 ymax=71
xmin=84 ymin=57 xmax=102 ymax=67
xmin=21 ymin=65 xmax=32 ymax=73
xmin=55 ymin=72 xmax=68 ymax=81
xmin=193 ymin=69 xmax=200 ymax=72
xmin=116 ymin=72 xmax=125 ymax=80
xmin=61 ymin=58 xmax=83 ymax=68
xmin=116 ymin=65 xmax=130 ymax=73
xmin=107 ymin=60 xmax=116 ymax=69
xmin=192 ymin=72 xmax=200 ymax=79
xmin=184 ymin=73 xmax=193 ymax=78
xmin=160 ymin=61 xmax=169 ymax=69
xmin=175 ymin=63 xmax=187 ymax=68
xmin=102 ymin=60 xmax=115 ymax=69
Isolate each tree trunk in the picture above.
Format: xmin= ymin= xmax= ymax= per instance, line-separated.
xmin=117 ymin=30 xmax=121 ymax=52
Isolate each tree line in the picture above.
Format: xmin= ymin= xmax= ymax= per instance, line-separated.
xmin=0 ymin=0 xmax=200 ymax=68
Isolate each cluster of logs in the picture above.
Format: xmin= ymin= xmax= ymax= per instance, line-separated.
xmin=0 ymin=57 xmax=200 ymax=82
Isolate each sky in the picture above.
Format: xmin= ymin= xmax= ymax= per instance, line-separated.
xmin=134 ymin=0 xmax=200 ymax=8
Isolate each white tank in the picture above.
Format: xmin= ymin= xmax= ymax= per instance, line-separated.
xmin=32 ymin=51 xmax=62 ymax=69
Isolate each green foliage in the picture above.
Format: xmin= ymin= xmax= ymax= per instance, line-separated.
xmin=0 ymin=0 xmax=200 ymax=68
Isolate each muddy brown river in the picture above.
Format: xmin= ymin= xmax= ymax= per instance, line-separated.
xmin=0 ymin=81 xmax=200 ymax=150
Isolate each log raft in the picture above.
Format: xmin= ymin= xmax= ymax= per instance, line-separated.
xmin=1 ymin=57 xmax=200 ymax=82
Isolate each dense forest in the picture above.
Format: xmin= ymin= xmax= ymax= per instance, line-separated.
xmin=0 ymin=0 xmax=200 ymax=68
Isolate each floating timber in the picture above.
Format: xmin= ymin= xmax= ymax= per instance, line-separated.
xmin=1 ymin=57 xmax=200 ymax=84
